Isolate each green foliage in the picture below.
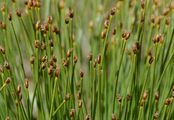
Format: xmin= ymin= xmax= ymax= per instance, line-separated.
xmin=0 ymin=0 xmax=174 ymax=120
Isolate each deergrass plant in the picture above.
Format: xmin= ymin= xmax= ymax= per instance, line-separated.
xmin=0 ymin=0 xmax=174 ymax=120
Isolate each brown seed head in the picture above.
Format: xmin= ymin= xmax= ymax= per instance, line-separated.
xmin=78 ymin=100 xmax=82 ymax=108
xmin=85 ymin=114 xmax=90 ymax=120
xmin=68 ymin=8 xmax=74 ymax=18
xmin=1 ymin=22 xmax=6 ymax=30
xmin=87 ymin=53 xmax=93 ymax=61
xmin=66 ymin=49 xmax=72 ymax=58
xmin=80 ymin=71 xmax=84 ymax=78
xmin=25 ymin=79 xmax=29 ymax=89
xmin=52 ymin=55 xmax=57 ymax=63
xmin=110 ymin=7 xmax=116 ymax=16
xmin=35 ymin=1 xmax=41 ymax=8
xmin=122 ymin=32 xmax=131 ymax=40
xmin=34 ymin=40 xmax=40 ymax=48
xmin=143 ymin=91 xmax=148 ymax=100
xmin=27 ymin=0 xmax=33 ymax=9
xmin=126 ymin=94 xmax=132 ymax=101
xmin=155 ymin=92 xmax=160 ymax=101
xmin=5 ymin=77 xmax=11 ymax=84
xmin=30 ymin=55 xmax=35 ymax=64
xmin=141 ymin=0 xmax=145 ymax=9
xmin=4 ymin=61 xmax=10 ymax=70
xmin=42 ymin=23 xmax=49 ymax=34
xmin=152 ymin=34 xmax=163 ymax=44
xmin=147 ymin=49 xmax=153 ymax=56
xmin=77 ymin=91 xmax=81 ymax=100
xmin=52 ymin=25 xmax=60 ymax=34
xmin=153 ymin=111 xmax=159 ymax=119
xmin=112 ymin=114 xmax=116 ymax=120
xmin=149 ymin=56 xmax=154 ymax=64
xmin=165 ymin=17 xmax=170 ymax=26
xmin=17 ymin=85 xmax=21 ymax=95
xmin=73 ymin=55 xmax=78 ymax=63
xmin=41 ymin=62 xmax=46 ymax=69
xmin=0 ymin=21 xmax=6 ymax=30
xmin=93 ymin=60 xmax=97 ymax=68
xmin=64 ymin=93 xmax=71 ymax=101
xmin=69 ymin=109 xmax=75 ymax=118
xmin=63 ymin=59 xmax=69 ymax=67
xmin=117 ymin=95 xmax=122 ymax=103
xmin=49 ymin=39 xmax=54 ymax=47
xmin=101 ymin=29 xmax=107 ymax=39
xmin=147 ymin=50 xmax=154 ymax=64
xmin=65 ymin=16 xmax=69 ymax=24
xmin=47 ymin=16 xmax=53 ymax=24
xmin=141 ymin=15 xmax=145 ymax=23
xmin=48 ymin=66 xmax=54 ymax=75
xmin=163 ymin=7 xmax=170 ymax=16
xmin=49 ymin=59 xmax=55 ymax=67
xmin=132 ymin=42 xmax=141 ymax=54
xmin=35 ymin=21 xmax=41 ymax=31
xmin=8 ymin=13 xmax=12 ymax=21
xmin=151 ymin=15 xmax=155 ymax=24
xmin=41 ymin=42 xmax=46 ymax=50
xmin=33 ymin=1 xmax=37 ymax=7
xmin=5 ymin=116 xmax=10 ymax=120
xmin=104 ymin=20 xmax=109 ymax=29
xmin=97 ymin=54 xmax=102 ymax=64
xmin=0 ymin=46 xmax=5 ymax=54
xmin=112 ymin=28 xmax=116 ymax=35
xmin=155 ymin=16 xmax=161 ymax=26
xmin=41 ymin=55 xmax=47 ymax=63
xmin=164 ymin=98 xmax=172 ymax=105
xmin=16 ymin=9 xmax=22 ymax=17
xmin=153 ymin=0 xmax=161 ymax=6
xmin=24 ymin=1 xmax=28 ymax=6
xmin=105 ymin=14 xmax=110 ymax=21
xmin=55 ymin=66 xmax=61 ymax=77
xmin=59 ymin=0 xmax=65 ymax=9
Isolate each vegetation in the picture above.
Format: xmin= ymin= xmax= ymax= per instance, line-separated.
xmin=0 ymin=0 xmax=174 ymax=119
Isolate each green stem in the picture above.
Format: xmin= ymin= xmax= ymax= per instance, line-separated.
xmin=52 ymin=100 xmax=66 ymax=117
xmin=112 ymin=40 xmax=126 ymax=112
xmin=10 ymin=22 xmax=26 ymax=78
xmin=0 ymin=83 xmax=7 ymax=92
xmin=49 ymin=77 xmax=58 ymax=120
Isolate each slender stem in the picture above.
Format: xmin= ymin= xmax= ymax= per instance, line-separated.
xmin=10 ymin=22 xmax=26 ymax=78
xmin=0 ymin=83 xmax=7 ymax=92
xmin=49 ymin=77 xmax=58 ymax=120
xmin=20 ymin=18 xmax=34 ymax=52
xmin=138 ymin=107 xmax=143 ymax=120
xmin=156 ymin=48 xmax=174 ymax=90
xmin=112 ymin=40 xmax=126 ymax=112
xmin=52 ymin=100 xmax=66 ymax=117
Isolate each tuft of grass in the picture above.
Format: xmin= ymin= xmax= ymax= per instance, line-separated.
xmin=0 ymin=0 xmax=174 ymax=119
